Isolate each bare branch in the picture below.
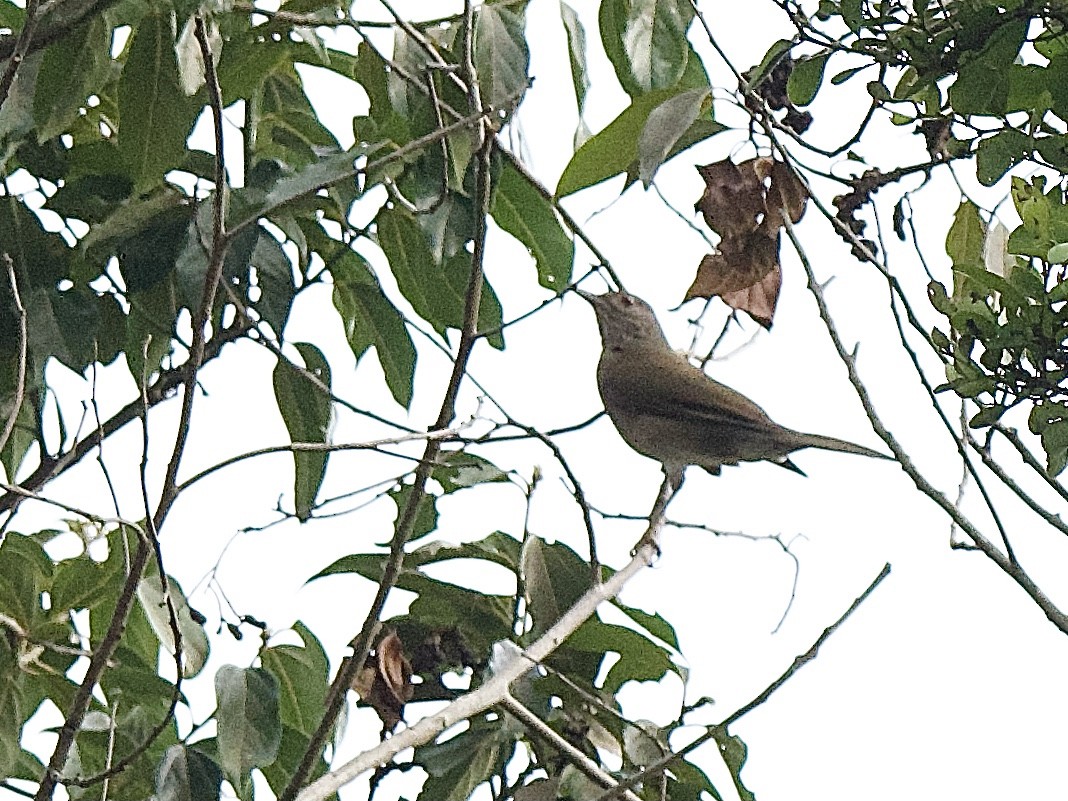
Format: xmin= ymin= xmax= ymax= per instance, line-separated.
xmin=0 ymin=0 xmax=42 ymax=112
xmin=295 ymin=533 xmax=664 ymax=801
xmin=0 ymin=255 xmax=27 ymax=457
xmin=282 ymin=37 xmax=501 ymax=798
xmin=153 ymin=16 xmax=229 ymax=531
xmin=590 ymin=563 xmax=892 ymax=801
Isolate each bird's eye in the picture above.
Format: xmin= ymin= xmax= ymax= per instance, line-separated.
xmin=620 ymin=295 xmax=634 ymax=306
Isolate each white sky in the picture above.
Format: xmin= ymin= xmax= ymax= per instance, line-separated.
xmin=9 ymin=1 xmax=1068 ymax=800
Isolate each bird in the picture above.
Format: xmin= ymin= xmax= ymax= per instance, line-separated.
xmin=577 ymin=289 xmax=890 ymax=482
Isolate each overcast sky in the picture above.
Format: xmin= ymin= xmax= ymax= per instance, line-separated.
xmin=11 ymin=1 xmax=1068 ymax=800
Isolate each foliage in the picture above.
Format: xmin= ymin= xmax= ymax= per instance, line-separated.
xmin=2 ymin=0 xmax=1068 ymax=799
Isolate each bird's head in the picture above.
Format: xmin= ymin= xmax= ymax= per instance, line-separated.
xmin=576 ymin=289 xmax=667 ymax=350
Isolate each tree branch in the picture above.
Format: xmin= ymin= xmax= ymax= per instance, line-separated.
xmin=281 ymin=37 xmax=499 ymax=799
xmin=295 ymin=535 xmax=663 ymax=801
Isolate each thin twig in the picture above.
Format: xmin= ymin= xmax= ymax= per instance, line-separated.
xmin=783 ymin=213 xmax=1068 ymax=632
xmin=0 ymin=320 xmax=249 ymax=517
xmin=0 ymin=255 xmax=27 ymax=457
xmin=176 ymin=426 xmax=467 ymax=494
xmin=281 ymin=40 xmax=499 ymax=799
xmin=590 ymin=563 xmax=892 ymax=801
xmin=0 ymin=0 xmax=41 ymax=112
xmin=294 ymin=530 xmax=664 ymax=801
xmin=153 ymin=16 xmax=229 ymax=531
xmin=499 ymin=694 xmax=642 ymax=801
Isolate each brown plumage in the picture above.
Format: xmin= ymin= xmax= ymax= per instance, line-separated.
xmin=579 ymin=289 xmax=890 ymax=477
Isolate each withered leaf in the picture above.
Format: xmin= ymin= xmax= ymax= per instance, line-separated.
xmin=694 ymin=160 xmax=765 ymax=238
xmin=688 ymin=157 xmax=807 ymax=328
xmin=720 ymin=263 xmax=782 ymax=329
xmin=351 ymin=630 xmax=413 ymax=731
xmin=769 ymin=160 xmax=808 ymax=223
xmin=686 ymin=227 xmax=778 ymax=298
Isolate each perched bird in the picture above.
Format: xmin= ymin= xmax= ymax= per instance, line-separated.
xmin=578 ymin=289 xmax=890 ymax=480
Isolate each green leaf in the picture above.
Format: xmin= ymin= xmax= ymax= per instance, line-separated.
xmin=746 ymin=38 xmax=792 ymax=90
xmin=841 ymin=0 xmax=863 ymax=32
xmin=50 ymin=550 xmax=126 ymax=615
xmin=610 ymin=600 xmax=681 ymax=650
xmin=1029 ymin=402 xmax=1068 ymax=475
xmin=0 ymin=395 xmax=36 ymax=483
xmin=215 ymin=666 xmax=281 ymax=796
xmin=156 ymin=745 xmax=223 ymax=801
xmin=521 ymin=536 xmax=592 ymax=637
xmin=945 ymin=200 xmax=986 ymax=268
xmin=389 ymin=482 xmax=439 ymax=545
xmin=712 ymin=727 xmax=754 ymax=801
xmin=567 ymin=616 xmax=677 ymax=694
xmin=969 ymin=405 xmax=1006 ymax=428
xmin=561 ymin=2 xmax=591 ymax=139
xmin=137 ymin=571 xmax=211 ymax=678
xmin=948 ymin=18 xmax=1028 ymax=116
xmin=33 ymin=16 xmax=113 ymax=142
xmin=250 ymin=233 xmax=297 ymax=337
xmin=331 ymin=254 xmax=416 ymax=408
xmin=45 ymin=173 xmax=135 ymax=225
xmin=638 ymin=87 xmax=710 ymax=186
xmin=405 ymin=531 xmax=522 ymax=573
xmin=865 ymin=80 xmax=890 ymax=101
xmin=259 ymin=724 xmax=330 ymax=796
xmin=80 ymin=189 xmax=186 ymax=257
xmin=310 ymin=554 xmax=514 ymax=654
xmin=119 ymin=203 xmax=196 ymax=293
xmin=0 ymin=533 xmax=52 ymax=627
xmin=668 ymin=757 xmax=725 ymax=801
xmin=22 ymin=285 xmax=121 ymax=374
xmin=416 ymin=720 xmax=507 ymax=801
xmin=433 ymin=451 xmax=509 ymax=492
xmin=118 ymin=8 xmax=198 ymax=191
xmin=832 ymin=64 xmax=870 ymax=86
xmin=125 ymin=277 xmax=178 ymax=383
xmin=442 ymin=251 xmax=506 ymax=349
xmin=375 ymin=206 xmax=446 ymax=330
xmin=557 ymin=87 xmax=686 ymax=197
xmin=0 ymin=645 xmax=27 ymax=781
xmin=975 ymin=128 xmax=1032 ymax=186
xmin=216 ymin=34 xmax=290 ymax=105
xmin=786 ymin=52 xmax=828 ymax=106
xmin=260 ymin=622 xmax=329 ymax=737
xmin=601 ymin=0 xmax=693 ymax=95
xmin=261 ymin=149 xmax=360 ymax=217
xmin=272 ymin=343 xmax=332 ymax=522
xmin=0 ymin=50 xmax=39 ymax=143
xmin=474 ymin=3 xmax=530 ymax=110
xmin=493 ymin=159 xmax=575 ymax=288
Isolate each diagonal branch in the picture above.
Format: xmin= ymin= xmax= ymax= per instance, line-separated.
xmin=0 ymin=255 xmax=26 ymax=458
xmin=281 ymin=34 xmax=499 ymax=799
xmin=295 ymin=531 xmax=664 ymax=801
xmin=0 ymin=319 xmax=249 ymax=518
xmin=152 ymin=16 xmax=229 ymax=532
xmin=590 ymin=563 xmax=892 ymax=801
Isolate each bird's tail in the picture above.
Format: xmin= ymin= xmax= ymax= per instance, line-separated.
xmin=799 ymin=432 xmax=891 ymax=461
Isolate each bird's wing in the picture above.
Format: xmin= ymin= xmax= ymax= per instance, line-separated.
xmin=603 ymin=345 xmax=786 ymax=433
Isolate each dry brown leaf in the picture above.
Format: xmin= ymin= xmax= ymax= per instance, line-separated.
xmin=769 ymin=160 xmax=808 ymax=223
xmin=688 ymin=157 xmax=807 ymax=328
xmin=350 ymin=630 xmax=413 ymax=731
xmin=720 ymin=264 xmax=782 ymax=329
xmin=694 ymin=160 xmax=765 ymax=238
xmin=686 ymin=228 xmax=778 ymax=298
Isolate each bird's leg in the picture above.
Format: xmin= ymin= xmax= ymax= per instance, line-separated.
xmin=636 ymin=468 xmax=684 ymax=556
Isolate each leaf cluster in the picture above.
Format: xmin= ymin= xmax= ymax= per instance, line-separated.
xmin=933 ymin=187 xmax=1068 ymax=473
